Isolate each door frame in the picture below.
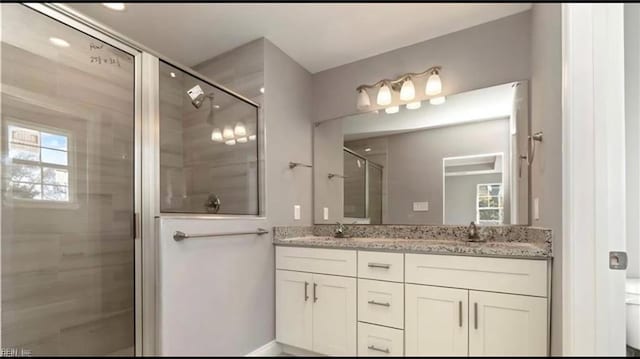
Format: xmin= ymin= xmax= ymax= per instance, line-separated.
xmin=561 ymin=3 xmax=627 ymax=355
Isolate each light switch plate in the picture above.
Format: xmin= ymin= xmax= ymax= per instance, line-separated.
xmin=294 ymin=205 xmax=301 ymax=220
xmin=323 ymin=207 xmax=329 ymax=220
xmin=413 ymin=201 xmax=429 ymax=212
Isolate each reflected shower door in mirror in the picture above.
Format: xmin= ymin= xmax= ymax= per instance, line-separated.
xmin=314 ymin=81 xmax=530 ymax=225
xmin=159 ymin=61 xmax=260 ymax=214
xmin=1 ymin=4 xmax=136 ymax=355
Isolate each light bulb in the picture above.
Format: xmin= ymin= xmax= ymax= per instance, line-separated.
xmin=237 ymin=137 xmax=248 ymax=143
xmin=234 ymin=122 xmax=246 ymax=137
xmin=425 ymin=69 xmax=442 ymax=96
xmin=225 ymin=139 xmax=236 ymax=146
xmin=211 ymin=128 xmax=223 ymax=142
xmin=49 ymin=37 xmax=70 ymax=48
xmin=400 ymin=78 xmax=415 ymax=101
xmin=406 ymin=101 xmax=422 ymax=110
xmin=223 ymin=126 xmax=235 ymax=140
xmin=357 ymin=89 xmax=371 ymax=110
xmin=384 ymin=106 xmax=399 ymax=114
xmin=429 ymin=96 xmax=446 ymax=105
xmin=377 ymin=82 xmax=392 ymax=106
xmin=249 ymin=135 xmax=257 ymax=141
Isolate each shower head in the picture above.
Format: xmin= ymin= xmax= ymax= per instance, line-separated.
xmin=187 ymin=84 xmax=214 ymax=109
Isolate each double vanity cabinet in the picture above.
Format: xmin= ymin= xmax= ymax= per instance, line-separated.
xmin=275 ymin=245 xmax=550 ymax=357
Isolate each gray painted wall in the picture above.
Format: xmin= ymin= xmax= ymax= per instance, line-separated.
xmin=385 ymin=119 xmax=510 ymax=224
xmin=188 ymin=38 xmax=313 ymax=355
xmin=311 ymin=11 xmax=532 ymax=123
xmin=445 ymin=173 xmax=503 ymax=224
xmin=530 ymin=3 xmax=563 ymax=355
xmin=625 ymin=4 xmax=640 ymax=279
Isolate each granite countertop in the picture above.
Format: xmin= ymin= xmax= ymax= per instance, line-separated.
xmin=273 ymin=236 xmax=551 ymax=259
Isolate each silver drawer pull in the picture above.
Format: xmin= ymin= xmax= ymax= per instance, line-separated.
xmin=368 ymin=345 xmax=390 ymax=354
xmin=368 ymin=263 xmax=390 ymax=269
xmin=368 ymin=300 xmax=391 ymax=307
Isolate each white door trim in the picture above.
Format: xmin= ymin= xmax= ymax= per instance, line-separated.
xmin=562 ymin=3 xmax=627 ymax=356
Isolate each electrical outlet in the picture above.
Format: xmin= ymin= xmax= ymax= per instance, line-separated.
xmin=323 ymin=207 xmax=329 ymax=220
xmin=413 ymin=201 xmax=429 ymax=212
xmin=294 ymin=205 xmax=301 ymax=220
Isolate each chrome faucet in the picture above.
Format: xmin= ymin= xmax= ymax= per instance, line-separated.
xmin=467 ymin=221 xmax=482 ymax=241
xmin=335 ymin=222 xmax=346 ymax=238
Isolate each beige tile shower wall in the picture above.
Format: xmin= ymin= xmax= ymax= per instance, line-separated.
xmin=1 ymin=40 xmax=134 ymax=355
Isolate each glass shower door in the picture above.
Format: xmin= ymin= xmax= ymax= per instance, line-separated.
xmin=1 ymin=4 xmax=136 ymax=356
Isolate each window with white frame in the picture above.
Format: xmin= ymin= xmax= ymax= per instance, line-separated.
xmin=476 ymin=183 xmax=503 ymax=224
xmin=6 ymin=124 xmax=70 ymax=202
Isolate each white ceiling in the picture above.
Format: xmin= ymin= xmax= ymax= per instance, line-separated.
xmin=67 ymin=3 xmax=531 ymax=73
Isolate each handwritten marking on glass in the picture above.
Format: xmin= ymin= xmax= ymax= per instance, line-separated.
xmin=89 ymin=42 xmax=121 ymax=67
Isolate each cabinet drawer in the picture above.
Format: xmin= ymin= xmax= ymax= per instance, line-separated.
xmin=358 ymin=279 xmax=404 ymax=329
xmin=358 ymin=251 xmax=404 ymax=282
xmin=358 ymin=322 xmax=404 ymax=357
xmin=276 ymin=246 xmax=356 ymax=277
xmin=405 ymin=254 xmax=548 ymax=297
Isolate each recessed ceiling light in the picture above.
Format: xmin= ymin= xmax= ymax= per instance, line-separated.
xmin=364 ymin=147 xmax=372 ymax=152
xmin=170 ymin=72 xmax=176 ymax=78
xmin=103 ymin=3 xmax=126 ymax=11
xmin=259 ymin=87 xmax=265 ymax=94
xmin=214 ymin=105 xmax=220 ymax=109
xmin=49 ymin=37 xmax=70 ymax=48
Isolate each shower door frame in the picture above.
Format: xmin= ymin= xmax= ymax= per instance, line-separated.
xmin=20 ymin=3 xmax=147 ymax=356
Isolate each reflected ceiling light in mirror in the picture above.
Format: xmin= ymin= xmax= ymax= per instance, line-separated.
xmin=406 ymin=101 xmax=422 ymax=110
xmin=225 ymin=139 xmax=236 ymax=146
xmin=429 ymin=96 xmax=446 ymax=105
xmin=170 ymin=72 xmax=176 ymax=78
xmin=49 ymin=37 xmax=70 ymax=48
xmin=377 ymin=82 xmax=392 ymax=106
xmin=260 ymin=87 xmax=265 ymax=94
xmin=103 ymin=3 xmax=126 ymax=11
xmin=425 ymin=69 xmax=442 ymax=96
xmin=236 ymin=137 xmax=248 ymax=143
xmin=223 ymin=126 xmax=235 ymax=140
xmin=249 ymin=135 xmax=257 ymax=141
xmin=357 ymin=89 xmax=371 ymax=110
xmin=234 ymin=122 xmax=247 ymax=137
xmin=211 ymin=128 xmax=223 ymax=142
xmin=364 ymin=147 xmax=372 ymax=152
xmin=399 ymin=78 xmax=416 ymax=101
xmin=384 ymin=106 xmax=399 ymax=114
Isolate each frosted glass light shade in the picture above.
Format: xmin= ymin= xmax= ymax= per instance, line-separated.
xmin=429 ymin=96 xmax=446 ymax=105
xmin=425 ymin=71 xmax=442 ymax=96
xmin=377 ymin=83 xmax=392 ymax=106
xmin=234 ymin=122 xmax=246 ymax=137
xmin=406 ymin=101 xmax=421 ymax=110
xmin=211 ymin=128 xmax=223 ymax=142
xmin=357 ymin=89 xmax=371 ymax=110
xmin=384 ymin=106 xmax=399 ymax=114
xmin=400 ymin=78 xmax=416 ymax=101
xmin=223 ymin=126 xmax=235 ymax=140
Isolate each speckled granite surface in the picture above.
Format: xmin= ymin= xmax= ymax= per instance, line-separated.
xmin=273 ymin=225 xmax=552 ymax=259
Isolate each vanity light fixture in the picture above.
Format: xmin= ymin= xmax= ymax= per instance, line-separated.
xmin=356 ymin=66 xmax=442 ymax=110
xmin=249 ymin=135 xmax=257 ymax=141
xmin=234 ymin=122 xmax=247 ymax=137
xmin=103 ymin=3 xmax=126 ymax=11
xmin=406 ymin=101 xmax=422 ymax=110
xmin=236 ymin=137 xmax=248 ymax=144
xmin=223 ymin=126 xmax=235 ymax=140
xmin=211 ymin=128 xmax=223 ymax=142
xmin=225 ymin=139 xmax=236 ymax=146
xmin=429 ymin=96 xmax=446 ymax=105
xmin=384 ymin=106 xmax=400 ymax=114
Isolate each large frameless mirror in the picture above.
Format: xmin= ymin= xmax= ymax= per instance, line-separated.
xmin=314 ymin=81 xmax=530 ymax=225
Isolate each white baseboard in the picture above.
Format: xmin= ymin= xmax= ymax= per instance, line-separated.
xmin=280 ymin=344 xmax=320 ymax=356
xmin=246 ymin=340 xmax=282 ymax=356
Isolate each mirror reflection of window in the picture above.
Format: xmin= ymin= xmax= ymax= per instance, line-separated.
xmin=6 ymin=123 xmax=70 ymax=202
xmin=477 ymin=183 xmax=504 ymax=224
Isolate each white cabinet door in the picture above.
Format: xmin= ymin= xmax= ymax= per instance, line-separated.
xmin=405 ymin=284 xmax=469 ymax=356
xmin=276 ymin=270 xmax=313 ymax=351
xmin=469 ymin=291 xmax=548 ymax=356
xmin=312 ymin=273 xmax=357 ymax=356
